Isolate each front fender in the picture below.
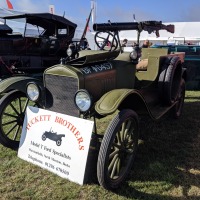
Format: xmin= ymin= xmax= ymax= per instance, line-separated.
xmin=95 ymin=89 xmax=146 ymax=116
xmin=95 ymin=88 xmax=176 ymax=120
xmin=0 ymin=76 xmax=43 ymax=94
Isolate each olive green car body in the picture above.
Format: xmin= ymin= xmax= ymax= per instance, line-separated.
xmin=0 ymin=48 xmax=186 ymax=120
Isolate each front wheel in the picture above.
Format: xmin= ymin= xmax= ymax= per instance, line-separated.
xmin=0 ymin=90 xmax=38 ymax=150
xmin=56 ymin=139 xmax=62 ymax=146
xmin=97 ymin=109 xmax=139 ymax=190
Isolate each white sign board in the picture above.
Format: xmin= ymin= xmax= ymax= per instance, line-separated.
xmin=18 ymin=106 xmax=94 ymax=185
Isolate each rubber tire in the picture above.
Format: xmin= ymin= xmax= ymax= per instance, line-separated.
xmin=42 ymin=134 xmax=46 ymax=141
xmin=56 ymin=139 xmax=62 ymax=146
xmin=159 ymin=56 xmax=182 ymax=105
xmin=97 ymin=109 xmax=139 ymax=190
xmin=172 ymin=78 xmax=185 ymax=118
xmin=0 ymin=90 xmax=38 ymax=150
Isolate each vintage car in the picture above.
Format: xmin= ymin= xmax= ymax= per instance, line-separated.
xmin=0 ymin=21 xmax=186 ymax=190
xmin=42 ymin=128 xmax=65 ymax=146
xmin=0 ymin=12 xmax=77 ymax=78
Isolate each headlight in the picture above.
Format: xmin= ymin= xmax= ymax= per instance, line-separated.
xmin=27 ymin=83 xmax=40 ymax=102
xmin=67 ymin=48 xmax=73 ymax=56
xmin=67 ymin=43 xmax=76 ymax=57
xmin=130 ymin=49 xmax=138 ymax=60
xmin=75 ymin=90 xmax=92 ymax=112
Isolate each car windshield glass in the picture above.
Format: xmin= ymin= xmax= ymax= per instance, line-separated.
xmin=25 ymin=23 xmax=44 ymax=36
xmin=5 ymin=18 xmax=44 ymax=36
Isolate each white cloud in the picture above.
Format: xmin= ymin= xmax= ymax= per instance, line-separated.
xmin=14 ymin=0 xmax=49 ymax=13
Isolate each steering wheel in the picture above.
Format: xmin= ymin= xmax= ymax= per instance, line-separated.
xmin=94 ymin=31 xmax=118 ymax=51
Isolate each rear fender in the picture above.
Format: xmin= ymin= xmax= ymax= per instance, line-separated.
xmin=95 ymin=89 xmax=151 ymax=117
xmin=0 ymin=76 xmax=43 ymax=94
xmin=182 ymin=67 xmax=187 ymax=82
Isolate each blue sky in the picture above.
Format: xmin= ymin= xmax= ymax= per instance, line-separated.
xmin=1 ymin=0 xmax=200 ymax=27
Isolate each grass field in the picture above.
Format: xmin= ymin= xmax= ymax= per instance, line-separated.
xmin=0 ymin=91 xmax=199 ymax=200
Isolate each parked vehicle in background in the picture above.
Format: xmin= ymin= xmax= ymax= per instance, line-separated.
xmin=0 ymin=12 xmax=77 ymax=153
xmin=0 ymin=12 xmax=77 ymax=78
xmin=0 ymin=20 xmax=186 ymax=190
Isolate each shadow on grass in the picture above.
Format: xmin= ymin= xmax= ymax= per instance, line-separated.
xmin=83 ymin=100 xmax=200 ymax=199
xmin=112 ymin=101 xmax=200 ymax=199
xmin=185 ymin=96 xmax=200 ymax=101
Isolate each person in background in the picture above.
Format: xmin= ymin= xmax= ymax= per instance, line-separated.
xmin=80 ymin=38 xmax=91 ymax=50
xmin=149 ymin=42 xmax=153 ymax=47
xmin=121 ymin=39 xmax=128 ymax=47
xmin=142 ymin=39 xmax=150 ymax=48
xmin=132 ymin=41 xmax=137 ymax=47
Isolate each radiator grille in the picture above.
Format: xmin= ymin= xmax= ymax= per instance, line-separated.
xmin=44 ymin=74 xmax=79 ymax=117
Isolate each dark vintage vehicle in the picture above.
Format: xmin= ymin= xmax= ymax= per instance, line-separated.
xmin=0 ymin=20 xmax=187 ymax=190
xmin=0 ymin=12 xmax=77 ymax=78
xmin=42 ymin=128 xmax=65 ymax=146
xmin=0 ymin=13 xmax=77 ymax=144
xmin=152 ymin=43 xmax=200 ymax=90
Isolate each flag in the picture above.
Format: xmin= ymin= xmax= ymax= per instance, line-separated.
xmin=91 ymin=0 xmax=96 ymax=24
xmin=86 ymin=19 xmax=90 ymax=32
xmin=6 ymin=0 xmax=13 ymax=9
xmin=79 ymin=9 xmax=92 ymax=49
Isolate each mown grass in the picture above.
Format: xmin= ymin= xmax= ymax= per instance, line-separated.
xmin=0 ymin=91 xmax=200 ymax=200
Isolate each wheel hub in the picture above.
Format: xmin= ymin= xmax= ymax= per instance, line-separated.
xmin=17 ymin=112 xmax=24 ymax=125
xmin=118 ymin=145 xmax=127 ymax=158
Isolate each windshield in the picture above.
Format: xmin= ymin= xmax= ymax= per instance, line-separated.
xmin=5 ymin=18 xmax=44 ymax=36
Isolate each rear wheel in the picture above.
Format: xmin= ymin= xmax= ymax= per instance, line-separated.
xmin=97 ymin=109 xmax=139 ymax=190
xmin=172 ymin=79 xmax=185 ymax=118
xmin=159 ymin=56 xmax=182 ymax=105
xmin=56 ymin=139 xmax=62 ymax=146
xmin=0 ymin=90 xmax=38 ymax=150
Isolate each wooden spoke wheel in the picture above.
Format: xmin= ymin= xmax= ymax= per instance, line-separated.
xmin=0 ymin=90 xmax=38 ymax=150
xmin=97 ymin=109 xmax=139 ymax=190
